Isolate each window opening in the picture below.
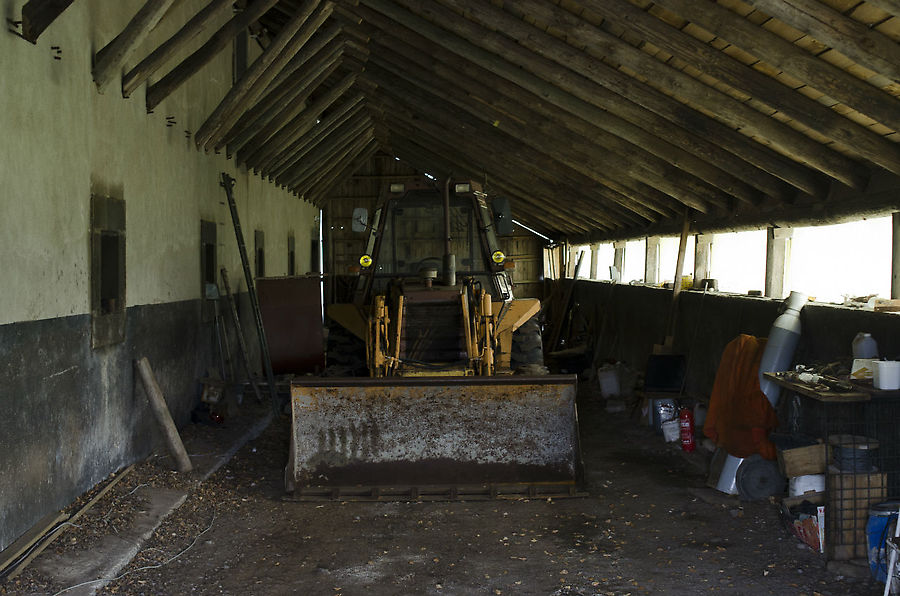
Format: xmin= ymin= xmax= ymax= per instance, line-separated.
xmin=90 ymin=194 xmax=126 ymax=348
xmin=254 ymin=229 xmax=265 ymax=278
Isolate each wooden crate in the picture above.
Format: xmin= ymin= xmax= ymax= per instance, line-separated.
xmin=825 ymin=466 xmax=886 ymax=560
xmin=777 ymin=443 xmax=826 ymax=477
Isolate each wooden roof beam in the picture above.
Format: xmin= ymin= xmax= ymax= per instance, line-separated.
xmin=651 ymin=0 xmax=900 ymax=133
xmin=18 ymin=0 xmax=75 ymax=43
xmin=572 ymin=0 xmax=900 ymax=178
xmin=145 ymin=0 xmax=282 ymax=112
xmin=742 ymin=0 xmax=900 ymax=84
xmin=375 ymin=95 xmax=647 ymax=231
xmin=289 ymin=123 xmax=377 ymax=193
xmin=240 ymin=69 xmax=358 ymax=170
xmin=122 ymin=0 xmax=234 ymax=98
xmin=93 ymin=0 xmax=179 ymax=92
xmin=356 ymin=0 xmax=827 ymax=199
xmin=384 ymin=133 xmax=613 ymax=236
xmin=267 ymin=95 xmax=366 ymax=180
xmin=276 ymin=110 xmax=374 ymax=187
xmin=309 ymin=139 xmax=382 ymax=207
xmin=195 ymin=0 xmax=334 ymax=152
xmin=352 ymin=3 xmax=797 ymax=205
xmin=428 ymin=0 xmax=867 ymax=189
xmin=222 ymin=38 xmax=345 ymax=154
xmin=365 ymin=58 xmax=707 ymax=216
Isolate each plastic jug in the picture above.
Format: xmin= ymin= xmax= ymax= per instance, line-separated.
xmin=853 ymin=332 xmax=879 ymax=359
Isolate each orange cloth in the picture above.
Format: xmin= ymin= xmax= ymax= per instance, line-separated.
xmin=703 ymin=334 xmax=778 ymax=460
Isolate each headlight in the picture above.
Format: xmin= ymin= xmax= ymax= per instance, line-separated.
xmin=491 ymin=250 xmax=505 ymax=264
xmin=360 ymin=254 xmax=373 ymax=267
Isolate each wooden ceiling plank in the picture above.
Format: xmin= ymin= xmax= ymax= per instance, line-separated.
xmin=195 ymin=0 xmax=333 ymax=151
xmin=303 ymin=131 xmax=382 ymax=201
xmin=268 ymin=95 xmax=366 ymax=180
xmin=222 ymin=42 xmax=344 ymax=154
xmin=574 ymin=0 xmax=900 ymax=178
xmin=20 ymin=0 xmax=76 ymax=44
xmin=93 ymin=0 xmax=179 ymax=92
xmin=743 ymin=0 xmax=900 ymax=83
xmin=357 ymin=0 xmax=827 ymax=200
xmin=145 ymin=0 xmax=282 ymax=112
xmin=652 ymin=0 xmax=900 ymax=133
xmin=861 ymin=0 xmax=900 ymax=18
xmin=122 ymin=0 xmax=234 ymax=98
xmin=365 ymin=57 xmax=708 ymax=216
xmin=373 ymin=90 xmax=649 ymax=229
xmin=435 ymin=0 xmax=867 ymax=189
xmin=239 ymin=69 xmax=357 ymax=170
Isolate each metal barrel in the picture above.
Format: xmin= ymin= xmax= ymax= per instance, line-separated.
xmin=286 ymin=375 xmax=581 ymax=497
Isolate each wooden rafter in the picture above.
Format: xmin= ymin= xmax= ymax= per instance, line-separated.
xmin=122 ymin=0 xmax=235 ymax=98
xmin=145 ymin=0 xmax=282 ymax=112
xmin=93 ymin=0 xmax=179 ymax=92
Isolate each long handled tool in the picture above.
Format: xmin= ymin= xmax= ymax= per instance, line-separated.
xmin=220 ymin=173 xmax=279 ymax=413
xmin=221 ymin=267 xmax=263 ymax=404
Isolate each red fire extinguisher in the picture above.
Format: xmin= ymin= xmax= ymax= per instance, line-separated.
xmin=679 ymin=407 xmax=695 ymax=453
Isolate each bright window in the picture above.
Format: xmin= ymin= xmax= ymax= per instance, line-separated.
xmin=622 ymin=239 xmax=646 ymax=283
xmin=574 ymin=245 xmax=592 ymax=279
xmin=789 ymin=217 xmax=892 ymax=304
xmin=593 ymin=243 xmax=615 ymax=280
xmin=658 ymin=236 xmax=695 ymax=285
xmin=711 ymin=230 xmax=766 ymax=294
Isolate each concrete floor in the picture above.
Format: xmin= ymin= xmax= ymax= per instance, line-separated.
xmin=4 ymin=390 xmax=880 ymax=595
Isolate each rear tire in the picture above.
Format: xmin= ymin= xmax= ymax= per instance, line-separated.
xmin=511 ymin=316 xmax=547 ymax=374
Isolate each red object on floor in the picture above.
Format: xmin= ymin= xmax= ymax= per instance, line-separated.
xmin=679 ymin=407 xmax=695 ymax=452
xmin=702 ymin=334 xmax=778 ymax=460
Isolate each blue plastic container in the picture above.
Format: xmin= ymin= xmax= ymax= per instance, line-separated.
xmin=867 ymin=501 xmax=900 ymax=582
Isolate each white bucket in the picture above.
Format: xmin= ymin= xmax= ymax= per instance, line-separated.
xmin=661 ymin=420 xmax=680 ymax=442
xmin=597 ymin=365 xmax=620 ymax=398
xmin=874 ymin=361 xmax=900 ymax=390
xmin=789 ymin=474 xmax=826 ymax=497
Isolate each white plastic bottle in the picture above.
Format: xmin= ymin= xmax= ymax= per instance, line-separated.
xmin=852 ymin=332 xmax=879 ymax=359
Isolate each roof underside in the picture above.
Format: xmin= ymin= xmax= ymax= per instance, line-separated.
xmin=90 ymin=0 xmax=900 ymax=240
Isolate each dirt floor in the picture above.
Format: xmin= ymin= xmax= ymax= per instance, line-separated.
xmin=1 ymin=385 xmax=881 ymax=596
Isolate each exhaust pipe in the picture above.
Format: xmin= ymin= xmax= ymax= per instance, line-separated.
xmin=443 ymin=176 xmax=456 ymax=286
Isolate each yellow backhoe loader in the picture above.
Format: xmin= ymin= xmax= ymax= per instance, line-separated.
xmin=286 ymin=179 xmax=582 ymax=499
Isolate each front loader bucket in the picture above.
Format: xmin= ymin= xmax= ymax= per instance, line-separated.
xmin=286 ymin=376 xmax=582 ymax=500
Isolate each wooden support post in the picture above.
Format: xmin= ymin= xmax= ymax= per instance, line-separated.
xmin=694 ymin=234 xmax=714 ymax=289
xmin=135 ymin=357 xmax=193 ymax=473
xmin=645 ymin=236 xmax=660 ymax=285
xmin=589 ymin=242 xmax=599 ymax=280
xmin=662 ymin=211 xmax=692 ymax=346
xmin=765 ymin=226 xmax=793 ymax=299
xmin=613 ymin=241 xmax=626 ymax=282
xmin=892 ymin=213 xmax=900 ymax=299
xmin=93 ymin=0 xmax=178 ymax=92
xmin=122 ymin=0 xmax=235 ymax=98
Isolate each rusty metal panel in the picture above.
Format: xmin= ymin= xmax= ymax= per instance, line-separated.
xmin=287 ymin=376 xmax=580 ymax=490
xmin=257 ymin=277 xmax=325 ymax=374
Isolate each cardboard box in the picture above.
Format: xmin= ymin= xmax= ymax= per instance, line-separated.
xmin=782 ymin=492 xmax=825 ymax=553
xmin=777 ymin=443 xmax=826 ymax=477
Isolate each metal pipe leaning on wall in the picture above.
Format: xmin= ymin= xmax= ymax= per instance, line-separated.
xmin=135 ymin=357 xmax=193 ymax=473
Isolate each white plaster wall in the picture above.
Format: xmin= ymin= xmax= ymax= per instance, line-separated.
xmin=0 ymin=0 xmax=319 ymax=325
